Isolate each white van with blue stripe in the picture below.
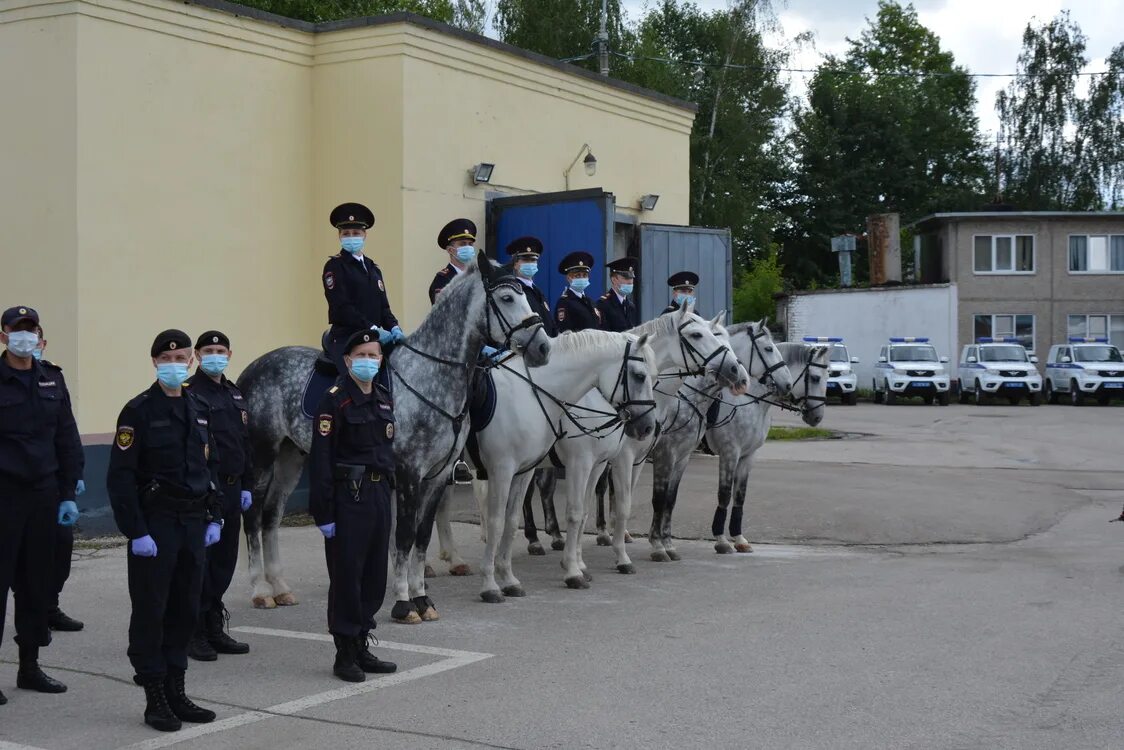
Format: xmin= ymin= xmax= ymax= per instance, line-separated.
xmin=872 ymin=337 xmax=951 ymax=406
xmin=1044 ymin=337 xmax=1124 ymax=406
xmin=957 ymin=337 xmax=1043 ymax=406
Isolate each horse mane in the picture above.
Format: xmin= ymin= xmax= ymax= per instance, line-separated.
xmin=778 ymin=341 xmax=830 ymax=368
xmin=554 ymin=328 xmax=632 ymax=356
xmin=630 ymin=311 xmax=681 ymax=338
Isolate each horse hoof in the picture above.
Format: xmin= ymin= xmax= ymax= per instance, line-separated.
xmin=650 ymin=551 xmax=671 ymax=563
xmin=735 ymin=543 xmax=753 ymax=553
xmin=481 ymin=590 xmax=505 ymax=604
xmin=528 ymin=542 xmax=546 ymax=556
xmin=564 ymin=576 xmax=590 ymax=590
xmin=617 ymin=563 xmax=636 ymax=574
xmin=449 ymin=563 xmax=472 ymax=576
xmin=715 ymin=542 xmax=734 ymax=554
xmin=582 ymin=570 xmax=593 ymax=582
xmin=666 ymin=549 xmax=682 ymax=561
xmin=424 ymin=565 xmax=437 ymax=579
xmin=394 ymin=611 xmax=423 ymax=624
xmin=421 ymin=607 xmax=440 ymax=622
xmin=596 ymin=534 xmax=612 ymax=547
xmin=624 ymin=532 xmax=634 ymax=544
xmin=273 ymin=592 xmax=298 ymax=606
xmin=551 ymin=539 xmax=566 ymax=551
xmin=391 ymin=601 xmax=422 ymax=623
xmin=252 ymin=595 xmax=276 ymax=609
xmin=501 ymin=585 xmax=526 ymax=598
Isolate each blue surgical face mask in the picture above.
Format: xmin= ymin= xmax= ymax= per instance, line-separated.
xmin=349 ymin=358 xmax=380 ymax=383
xmin=31 ymin=348 xmax=43 ymax=361
xmin=674 ymin=293 xmax=696 ymax=307
xmin=341 ymin=236 xmax=365 ymax=255
xmin=455 ymin=246 xmax=476 ymax=263
xmin=518 ymin=262 xmax=538 ymax=279
xmin=570 ymin=278 xmax=590 ymax=292
xmin=200 ymin=354 xmax=229 ymax=377
xmin=6 ymin=331 xmax=40 ymax=358
xmin=156 ymin=362 xmax=190 ymax=389
xmin=619 ymin=283 xmax=634 ymax=295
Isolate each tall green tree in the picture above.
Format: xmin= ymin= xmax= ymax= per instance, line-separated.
xmin=783 ymin=1 xmax=987 ymax=286
xmin=493 ymin=0 xmax=630 ymax=69
xmin=234 ymin=0 xmax=455 ymax=24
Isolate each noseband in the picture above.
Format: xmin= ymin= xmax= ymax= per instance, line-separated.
xmin=484 ymin=276 xmax=544 ymax=352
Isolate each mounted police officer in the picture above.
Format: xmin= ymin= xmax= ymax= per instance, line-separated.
xmin=597 ymin=257 xmax=640 ymax=332
xmin=184 ymin=331 xmax=253 ymax=662
xmin=554 ymin=251 xmax=601 ymax=333
xmin=322 ymin=202 xmax=405 ymax=374
xmin=0 ymin=306 xmax=83 ymax=706
xmin=309 ymin=330 xmax=398 ymax=683
xmin=107 ymin=329 xmax=225 ymax=732
xmin=428 ymin=218 xmax=478 ymax=304
xmin=661 ymin=271 xmax=699 ymax=315
xmin=506 ymin=236 xmax=557 ymax=338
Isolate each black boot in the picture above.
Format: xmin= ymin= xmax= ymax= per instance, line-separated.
xmin=0 ymin=688 xmax=7 ymax=705
xmin=332 ymin=635 xmax=364 ymax=683
xmin=141 ymin=677 xmax=182 ymax=732
xmin=164 ymin=669 xmax=215 ymax=724
xmin=47 ymin=607 xmax=84 ymax=632
xmin=187 ymin=623 xmax=218 ymax=662
xmin=16 ymin=646 xmax=67 ymax=693
xmin=355 ymin=634 xmax=397 ymax=674
xmin=205 ymin=607 xmax=249 ymax=655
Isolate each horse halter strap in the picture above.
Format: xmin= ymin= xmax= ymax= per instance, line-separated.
xmin=790 ymin=357 xmax=828 ymax=413
xmin=744 ymin=324 xmax=787 ymax=388
xmin=485 ymin=277 xmax=543 ymax=352
xmin=607 ymin=340 xmax=657 ymax=425
xmin=657 ymin=319 xmax=733 ymax=385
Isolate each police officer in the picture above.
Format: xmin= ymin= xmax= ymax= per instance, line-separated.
xmin=32 ymin=325 xmax=86 ymax=633
xmin=554 ymin=251 xmax=601 ymax=332
xmin=661 ymin=271 xmax=700 ymax=315
xmin=107 ymin=329 xmax=225 ymax=732
xmin=506 ymin=236 xmax=557 ymax=337
xmin=322 ymin=202 xmax=404 ymax=374
xmin=428 ymin=218 xmax=478 ymax=303
xmin=184 ymin=331 xmax=253 ymax=662
xmin=596 ymin=257 xmax=640 ymax=332
xmin=0 ymin=307 xmax=82 ymax=705
xmin=309 ymin=330 xmax=397 ymax=682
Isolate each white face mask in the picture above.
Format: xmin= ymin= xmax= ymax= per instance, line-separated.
xmin=6 ymin=331 xmax=40 ymax=358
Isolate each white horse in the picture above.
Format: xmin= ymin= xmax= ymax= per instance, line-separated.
xmin=707 ymin=337 xmax=830 ymax=554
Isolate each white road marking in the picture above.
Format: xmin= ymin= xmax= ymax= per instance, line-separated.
xmin=0 ymin=742 xmax=55 ymax=750
xmin=115 ymin=628 xmax=492 ymax=750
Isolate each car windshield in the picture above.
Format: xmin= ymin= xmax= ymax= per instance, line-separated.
xmin=1074 ymin=345 xmax=1124 ymax=363
xmin=830 ymin=345 xmax=849 ymax=362
xmin=980 ymin=345 xmax=1028 ymax=363
xmin=890 ymin=345 xmax=937 ymax=362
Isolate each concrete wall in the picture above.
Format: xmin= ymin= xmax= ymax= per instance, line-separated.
xmin=779 ymin=284 xmax=958 ymax=387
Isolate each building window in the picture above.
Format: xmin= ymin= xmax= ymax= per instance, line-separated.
xmin=974 ymin=313 xmax=1035 ymax=351
xmin=1068 ymin=314 xmax=1124 ymax=349
xmin=1068 ymin=235 xmax=1124 ymax=273
xmin=973 ymin=235 xmax=1035 ymax=274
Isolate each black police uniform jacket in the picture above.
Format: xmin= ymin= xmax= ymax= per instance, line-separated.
xmin=555 ymin=289 xmax=601 ymax=333
xmin=183 ymin=374 xmax=253 ymax=492
xmin=323 ymin=252 xmax=399 ymax=333
xmin=428 ymin=263 xmax=461 ymax=305
xmin=39 ymin=359 xmax=87 ymax=483
xmin=596 ymin=291 xmax=639 ymax=333
xmin=0 ymin=353 xmax=83 ymax=494
xmin=107 ymin=383 xmax=221 ymax=540
xmin=308 ymin=377 xmax=396 ymax=528
xmin=516 ymin=279 xmax=557 ymax=338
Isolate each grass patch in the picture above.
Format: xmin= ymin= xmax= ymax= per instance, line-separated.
xmin=281 ymin=512 xmax=315 ymax=527
xmin=768 ymin=425 xmax=836 ymax=441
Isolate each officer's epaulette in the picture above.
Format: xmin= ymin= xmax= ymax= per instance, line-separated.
xmin=599 ymin=292 xmax=611 ymax=300
xmin=438 ymin=266 xmax=451 ymax=276
xmin=126 ymin=390 xmax=152 ymax=408
xmin=38 ymin=358 xmax=62 ymax=370
xmin=328 ymin=385 xmax=340 ymax=394
xmin=182 ymin=378 xmax=192 ymax=387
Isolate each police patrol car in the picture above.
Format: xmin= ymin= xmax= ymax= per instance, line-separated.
xmin=957 ymin=337 xmax=1042 ymax=406
xmin=1043 ymin=337 xmax=1124 ymax=406
xmin=804 ymin=337 xmax=859 ymax=405
xmin=872 ymin=337 xmax=951 ymax=405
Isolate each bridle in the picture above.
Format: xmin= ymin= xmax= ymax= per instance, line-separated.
xmin=484 ymin=276 xmax=544 ymax=353
xmin=786 ymin=351 xmax=829 ymax=416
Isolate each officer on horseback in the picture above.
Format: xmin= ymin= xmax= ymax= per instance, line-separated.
xmin=428 ymin=218 xmax=478 ymax=303
xmin=322 ymin=202 xmax=404 ymax=374
xmin=660 ymin=271 xmax=699 ymax=315
xmin=506 ymin=236 xmax=557 ymax=337
xmin=597 ymin=257 xmax=640 ymax=332
xmin=554 ymin=251 xmax=601 ymax=333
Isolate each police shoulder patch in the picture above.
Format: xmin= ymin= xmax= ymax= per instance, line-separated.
xmin=324 ymin=271 xmax=335 ymax=290
xmin=328 ymin=385 xmax=339 ymax=394
xmin=557 ymin=308 xmax=566 ymax=322
xmin=439 ymin=267 xmax=451 ymax=276
xmin=378 ymin=279 xmax=385 ymax=292
xmin=116 ymin=426 xmax=135 ymax=450
xmin=241 ymin=409 xmax=249 ymax=425
xmin=318 ymin=414 xmax=333 ymax=437
xmin=594 ymin=308 xmax=602 ymax=321
xmin=386 ymin=422 xmax=394 ymax=439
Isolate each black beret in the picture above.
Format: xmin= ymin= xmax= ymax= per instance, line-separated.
xmin=667 ymin=271 xmax=700 ymax=288
xmin=344 ymin=329 xmax=381 ymax=354
xmin=438 ymin=218 xmax=477 ymax=249
xmin=505 ymin=236 xmax=543 ymax=258
xmin=194 ymin=330 xmax=230 ymax=350
xmin=151 ymin=329 xmax=192 ymax=357
xmin=558 ymin=251 xmax=594 ymax=274
xmin=607 ymin=257 xmax=638 ymax=278
xmin=330 ymin=202 xmax=375 ymax=230
xmin=1 ymin=306 xmax=39 ymax=328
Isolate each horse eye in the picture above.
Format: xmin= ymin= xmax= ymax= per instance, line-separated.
xmin=764 ymin=346 xmax=774 ymax=352
xmin=632 ymin=372 xmax=645 ymax=382
xmin=690 ymin=332 xmax=703 ymax=339
xmin=811 ymin=376 xmax=821 ymax=384
xmin=501 ymin=295 xmax=514 ymax=303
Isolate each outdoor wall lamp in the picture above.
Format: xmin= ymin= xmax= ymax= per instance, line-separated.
xmin=471 ymin=163 xmax=495 ymax=185
xmin=639 ymin=194 xmax=660 ymax=211
xmin=564 ymin=144 xmax=597 ymax=189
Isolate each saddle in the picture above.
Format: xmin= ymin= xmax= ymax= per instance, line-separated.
xmin=706 ymin=399 xmax=721 ymax=428
xmin=301 ymin=330 xmax=340 ymax=419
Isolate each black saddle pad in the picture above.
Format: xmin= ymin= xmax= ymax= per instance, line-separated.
xmin=706 ymin=398 xmax=721 ymax=428
xmin=302 ymin=366 xmax=338 ymax=419
xmin=469 ymin=367 xmax=497 ymax=431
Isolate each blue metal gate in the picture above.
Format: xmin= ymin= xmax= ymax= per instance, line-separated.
xmin=638 ymin=224 xmax=732 ymax=323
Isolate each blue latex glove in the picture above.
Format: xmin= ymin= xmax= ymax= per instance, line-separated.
xmin=481 ymin=345 xmax=499 ymax=358
xmin=370 ymin=325 xmax=393 ymax=346
xmin=131 ymin=535 xmax=158 ymax=557
xmin=318 ymin=523 xmax=336 ymax=539
xmin=75 ymin=479 xmax=86 ymax=496
xmin=58 ymin=500 xmax=79 ymax=526
xmin=204 ymin=522 xmax=222 ymax=547
xmin=240 ymin=490 xmax=252 ymax=512
xmin=390 ymin=326 xmax=406 ymax=343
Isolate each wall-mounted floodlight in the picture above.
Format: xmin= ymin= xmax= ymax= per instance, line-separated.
xmin=639 ymin=194 xmax=660 ymax=211
xmin=471 ymin=163 xmax=495 ymax=185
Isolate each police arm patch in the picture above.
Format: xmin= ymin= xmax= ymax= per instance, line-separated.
xmin=324 ymin=271 xmax=335 ymax=290
xmin=318 ymin=414 xmax=333 ymax=437
xmin=386 ymin=422 xmax=394 ymax=439
xmin=378 ymin=279 xmax=385 ymax=292
xmin=115 ymin=426 xmax=134 ymax=450
xmin=557 ymin=308 xmax=566 ymax=322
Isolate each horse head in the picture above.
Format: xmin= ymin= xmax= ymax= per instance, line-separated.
xmin=668 ymin=307 xmax=749 ymax=393
xmin=727 ymin=319 xmax=794 ymax=396
xmin=603 ymin=332 xmax=658 ymax=440
xmin=477 ymin=251 xmax=551 ymax=367
xmin=791 ymin=344 xmax=830 ymax=427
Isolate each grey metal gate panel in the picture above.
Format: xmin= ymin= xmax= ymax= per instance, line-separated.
xmin=638 ymin=224 xmax=732 ymax=323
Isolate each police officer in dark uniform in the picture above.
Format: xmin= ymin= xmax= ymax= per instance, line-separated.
xmin=506 ymin=236 xmax=557 ymax=337
xmin=0 ymin=306 xmax=83 ymax=705
xmin=661 ymin=271 xmax=700 ymax=315
xmin=596 ymin=257 xmax=640 ymax=332
xmin=322 ymin=202 xmax=404 ymax=374
xmin=309 ymin=330 xmax=398 ymax=682
xmin=554 ymin=251 xmax=601 ymax=332
xmin=428 ymin=218 xmax=478 ymax=304
xmin=107 ymin=329 xmax=225 ymax=732
xmin=184 ymin=331 xmax=253 ymax=662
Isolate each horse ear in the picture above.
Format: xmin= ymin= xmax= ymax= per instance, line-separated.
xmin=709 ymin=311 xmax=725 ymax=327
xmin=477 ymin=250 xmax=492 ymax=282
xmin=685 ymin=298 xmax=695 ymax=314
xmin=635 ymin=333 xmax=650 ymax=350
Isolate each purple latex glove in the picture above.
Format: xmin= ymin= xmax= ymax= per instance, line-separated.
xmin=240 ymin=490 xmax=252 ymax=512
xmin=318 ymin=523 xmax=336 ymax=539
xmin=131 ymin=535 xmax=158 ymax=557
xmin=204 ymin=522 xmax=222 ymax=547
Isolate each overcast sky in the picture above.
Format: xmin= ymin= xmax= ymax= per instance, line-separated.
xmin=618 ymin=0 xmax=1123 ymax=134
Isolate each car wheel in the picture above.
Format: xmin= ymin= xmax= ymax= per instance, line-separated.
xmin=842 ymin=392 xmax=857 ymax=406
xmin=938 ymin=392 xmax=950 ymax=406
xmin=922 ymin=395 xmax=934 ymax=405
xmin=1029 ymin=393 xmax=1041 ymax=406
xmin=1045 ymin=381 xmax=1058 ymax=405
xmin=873 ymin=380 xmax=883 ymax=404
xmin=1098 ymin=394 xmax=1110 ymax=406
xmin=1070 ymin=380 xmax=1083 ymax=406
xmin=885 ymin=389 xmax=897 ymax=406
xmin=973 ymin=380 xmax=984 ymax=405
xmin=958 ymin=383 xmax=970 ymax=404
xmin=1007 ymin=395 xmax=1020 ymax=406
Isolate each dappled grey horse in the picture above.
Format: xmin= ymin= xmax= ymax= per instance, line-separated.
xmin=237 ymin=253 xmax=550 ymax=620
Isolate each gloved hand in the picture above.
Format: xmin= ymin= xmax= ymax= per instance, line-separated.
xmin=204 ymin=522 xmax=222 ymax=547
xmin=58 ymin=500 xmax=79 ymax=526
xmin=318 ymin=523 xmax=336 ymax=539
xmin=481 ymin=345 xmax=499 ymax=359
xmin=370 ymin=326 xmax=393 ymax=346
xmin=131 ymin=535 xmax=158 ymax=557
xmin=390 ymin=326 xmax=406 ymax=343
xmin=240 ymin=490 xmax=252 ymax=512
xmin=75 ymin=479 xmax=86 ymax=496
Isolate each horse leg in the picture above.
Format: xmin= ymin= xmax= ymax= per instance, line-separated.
xmin=243 ymin=467 xmax=271 ymax=609
xmin=391 ymin=476 xmax=422 ymax=624
xmin=539 ymin=469 xmax=564 ymax=552
xmin=472 ymin=478 xmax=489 ymax=543
xmin=409 ymin=483 xmax=444 ymax=621
xmin=660 ymin=452 xmax=691 ymax=561
xmin=731 ymin=457 xmax=754 ymax=553
xmin=610 ymin=459 xmax=637 ymax=574
xmin=480 ymin=468 xmax=513 ymax=603
xmin=263 ymin=441 xmax=304 ymax=606
xmin=497 ymin=474 xmax=531 ymax=598
xmin=560 ymin=461 xmax=592 ymax=590
xmin=594 ymin=467 xmax=612 ymax=546
xmin=712 ymin=440 xmax=736 ymax=555
xmin=522 ymin=472 xmax=544 ymax=556
xmin=649 ymin=458 xmax=671 ymax=563
xmin=435 ymin=482 xmax=471 ymax=576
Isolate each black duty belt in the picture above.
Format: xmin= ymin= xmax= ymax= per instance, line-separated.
xmin=220 ymin=474 xmax=239 ymax=485
xmin=333 ymin=464 xmax=382 ymax=483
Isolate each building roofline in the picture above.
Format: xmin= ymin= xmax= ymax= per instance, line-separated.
xmin=183 ymin=1 xmax=698 ymax=113
xmin=776 ymin=282 xmax=954 ymax=300
xmin=909 ymin=211 xmax=1124 ymax=229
